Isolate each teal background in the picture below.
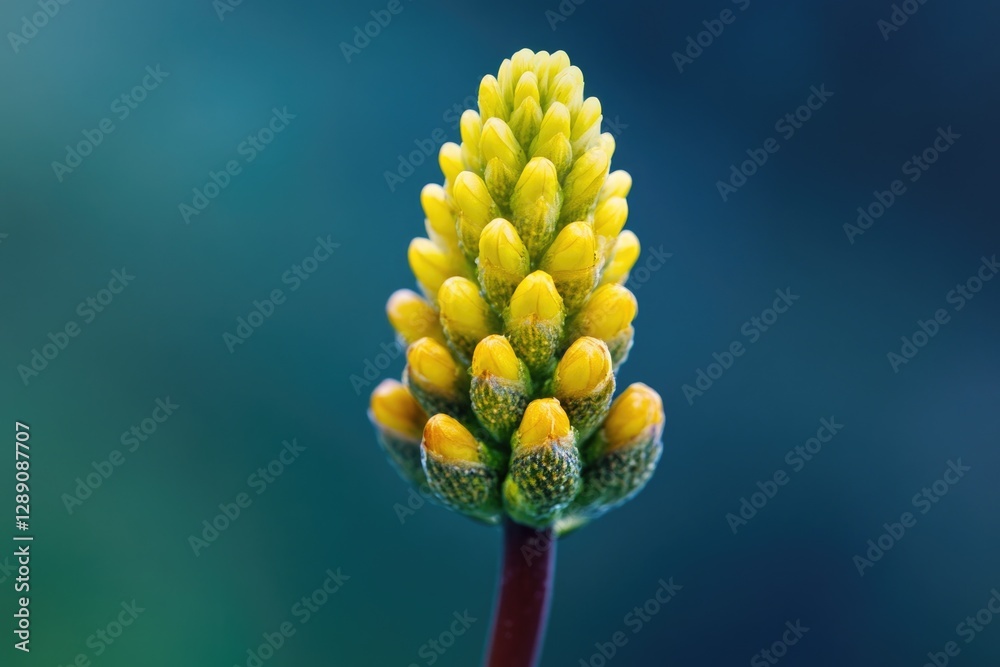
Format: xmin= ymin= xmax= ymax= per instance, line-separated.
xmin=1 ymin=0 xmax=999 ymax=665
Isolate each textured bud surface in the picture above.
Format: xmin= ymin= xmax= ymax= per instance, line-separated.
xmin=370 ymin=49 xmax=665 ymax=531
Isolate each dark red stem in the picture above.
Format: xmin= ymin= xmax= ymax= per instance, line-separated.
xmin=484 ymin=518 xmax=557 ymax=667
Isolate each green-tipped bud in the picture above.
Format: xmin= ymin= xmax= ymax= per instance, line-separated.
xmin=510 ymin=157 xmax=561 ymax=261
xmin=505 ymin=271 xmax=565 ymax=377
xmin=369 ymin=379 xmax=429 ymax=487
xmin=561 ymin=147 xmax=610 ymax=225
xmin=540 ymin=221 xmax=599 ymax=313
xmin=408 ymin=238 xmax=464 ymax=300
xmin=569 ymin=383 xmax=664 ymax=521
xmin=551 ymin=337 xmax=614 ymax=441
xmin=600 ymin=231 xmax=640 ymax=286
xmin=470 ymin=335 xmax=532 ymax=444
xmin=405 ymin=337 xmax=469 ymax=418
xmin=503 ymin=399 xmax=582 ymax=528
xmin=570 ymin=283 xmax=637 ymax=366
xmin=460 ymin=110 xmax=483 ymax=173
xmin=453 ymin=171 xmax=499 ymax=260
xmin=478 ymin=218 xmax=530 ymax=309
xmin=387 ymin=289 xmax=446 ymax=346
xmin=421 ymin=414 xmax=503 ymax=524
xmin=438 ymin=276 xmax=497 ymax=362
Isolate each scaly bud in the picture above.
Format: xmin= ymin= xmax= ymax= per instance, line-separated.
xmin=509 ymin=157 xmax=561 ymax=261
xmin=408 ymin=238 xmax=463 ymax=300
xmin=540 ymin=221 xmax=599 ymax=313
xmin=478 ymin=218 xmax=530 ymax=310
xmin=567 ymin=384 xmax=664 ymax=524
xmin=421 ymin=414 xmax=503 ymax=524
xmin=505 ymin=271 xmax=565 ymax=377
xmin=387 ymin=289 xmax=445 ymax=346
xmin=438 ymin=276 xmax=497 ymax=363
xmin=453 ymin=171 xmax=499 ymax=260
xmin=503 ymin=399 xmax=582 ymax=527
xmin=561 ymin=147 xmax=610 ymax=225
xmin=599 ymin=231 xmax=640 ymax=286
xmin=570 ymin=283 xmax=637 ymax=366
xmin=460 ymin=110 xmax=483 ymax=173
xmin=405 ymin=337 xmax=469 ymax=418
xmin=470 ymin=335 xmax=532 ymax=444
xmin=369 ymin=379 xmax=429 ymax=487
xmin=552 ymin=337 xmax=614 ymax=441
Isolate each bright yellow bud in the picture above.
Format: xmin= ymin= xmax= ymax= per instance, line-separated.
xmin=370 ymin=379 xmax=427 ymax=440
xmin=408 ymin=238 xmax=459 ymax=298
xmin=508 ymin=271 xmax=563 ymax=322
xmin=471 ymin=335 xmax=521 ymax=383
xmin=480 ymin=219 xmax=529 ymax=275
xmin=534 ymin=102 xmax=571 ymax=153
xmin=603 ymin=383 xmax=664 ymax=451
xmin=481 ymin=118 xmax=526 ymax=173
xmin=478 ymin=74 xmax=508 ymax=120
xmin=460 ymin=110 xmax=483 ymax=172
xmin=511 ymin=48 xmax=536 ymax=89
xmin=555 ymin=337 xmax=612 ymax=396
xmin=549 ymin=65 xmax=584 ymax=116
xmin=600 ymin=231 xmax=640 ymax=286
xmin=514 ymin=71 xmax=540 ymax=108
xmin=438 ymin=142 xmax=464 ymax=187
xmin=594 ymin=197 xmax=629 ymax=239
xmin=406 ymin=337 xmax=461 ymax=395
xmin=509 ymin=157 xmax=560 ymax=259
xmin=438 ymin=276 xmax=494 ymax=357
xmin=516 ymin=398 xmax=572 ymax=449
xmin=423 ymin=414 xmax=481 ymax=464
xmin=541 ymin=221 xmax=597 ymax=274
xmin=562 ymin=147 xmax=610 ymax=223
xmin=543 ymin=50 xmax=572 ymax=86
xmin=571 ymin=97 xmax=602 ymax=152
xmin=599 ymin=132 xmax=616 ymax=160
xmin=599 ymin=170 xmax=632 ymax=204
xmin=421 ymin=184 xmax=455 ymax=241
xmin=386 ymin=289 xmax=444 ymax=344
xmin=578 ymin=284 xmax=637 ymax=339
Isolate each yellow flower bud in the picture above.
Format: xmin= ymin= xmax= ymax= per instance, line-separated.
xmin=481 ymin=118 xmax=526 ymax=175
xmin=509 ymin=157 xmax=561 ymax=260
xmin=561 ymin=147 xmax=610 ymax=224
xmin=386 ymin=289 xmax=445 ymax=345
xmin=408 ymin=238 xmax=461 ymax=299
xmin=600 ymin=231 xmax=640 ymax=286
xmin=599 ymin=132 xmax=616 ymax=161
xmin=370 ymin=379 xmax=427 ymax=440
xmin=515 ymin=398 xmax=572 ymax=449
xmin=422 ymin=413 xmax=481 ymax=464
xmin=540 ymin=221 xmax=598 ymax=311
xmin=406 ymin=337 xmax=462 ymax=397
xmin=438 ymin=142 xmax=464 ymax=189
xmin=438 ymin=276 xmax=496 ymax=361
xmin=478 ymin=74 xmax=508 ymax=121
xmin=453 ymin=171 xmax=498 ymax=258
xmin=598 ymin=169 xmax=632 ymax=204
xmin=533 ymin=102 xmax=571 ymax=153
xmin=460 ymin=110 xmax=483 ymax=173
xmin=508 ymin=270 xmax=563 ymax=323
xmin=478 ymin=219 xmax=530 ymax=308
xmin=543 ymin=50 xmax=572 ymax=87
xmin=471 ymin=334 xmax=521 ymax=383
xmin=571 ymin=97 xmax=602 ymax=154
xmin=572 ymin=283 xmax=637 ymax=367
xmin=514 ymin=71 xmax=540 ymax=109
xmin=603 ymin=383 xmax=665 ymax=451
xmin=509 ymin=95 xmax=543 ymax=152
xmin=594 ymin=196 xmax=628 ymax=239
xmin=555 ymin=337 xmax=612 ymax=397
xmin=511 ymin=48 xmax=536 ymax=90
xmin=549 ymin=65 xmax=584 ymax=117
xmin=496 ymin=58 xmax=515 ymax=103
xmin=421 ymin=184 xmax=456 ymax=245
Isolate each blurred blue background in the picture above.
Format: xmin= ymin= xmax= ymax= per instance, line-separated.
xmin=1 ymin=0 xmax=999 ymax=665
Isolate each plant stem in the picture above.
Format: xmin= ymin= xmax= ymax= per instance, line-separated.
xmin=484 ymin=518 xmax=557 ymax=667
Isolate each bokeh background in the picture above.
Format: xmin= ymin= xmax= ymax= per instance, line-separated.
xmin=2 ymin=0 xmax=999 ymax=665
